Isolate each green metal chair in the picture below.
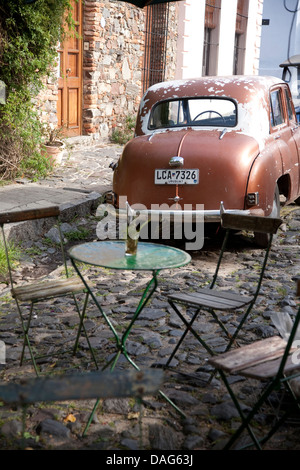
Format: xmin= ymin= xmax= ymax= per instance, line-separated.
xmin=208 ymin=280 xmax=300 ymax=450
xmin=0 ymin=206 xmax=98 ymax=375
xmin=165 ymin=213 xmax=283 ymax=364
xmin=0 ymin=369 xmax=164 ymax=449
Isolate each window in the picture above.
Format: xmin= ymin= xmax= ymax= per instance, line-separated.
xmin=270 ymin=90 xmax=285 ymax=127
xmin=202 ymin=1 xmax=221 ymax=76
xmin=149 ymin=98 xmax=237 ymax=130
xmin=284 ymin=87 xmax=294 ymax=121
xmin=233 ymin=0 xmax=248 ymax=75
xmin=143 ymin=4 xmax=169 ymax=93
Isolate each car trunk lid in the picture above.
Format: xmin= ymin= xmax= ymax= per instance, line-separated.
xmin=113 ymin=128 xmax=260 ymax=211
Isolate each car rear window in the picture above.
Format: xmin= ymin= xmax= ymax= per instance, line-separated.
xmin=148 ymin=97 xmax=237 ymax=129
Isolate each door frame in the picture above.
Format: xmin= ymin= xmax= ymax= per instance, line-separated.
xmin=57 ymin=0 xmax=83 ymax=137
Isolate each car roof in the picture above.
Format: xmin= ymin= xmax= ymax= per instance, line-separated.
xmin=135 ymin=75 xmax=285 ymax=148
xmin=140 ymin=75 xmax=283 ymax=109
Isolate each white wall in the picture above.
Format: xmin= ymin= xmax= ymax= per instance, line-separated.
xmin=217 ymin=0 xmax=237 ymax=75
xmin=175 ymin=0 xmax=205 ymax=79
xmin=244 ymin=0 xmax=262 ymax=75
xmin=259 ymin=0 xmax=297 ymax=78
xmin=175 ymin=0 xmax=262 ymax=79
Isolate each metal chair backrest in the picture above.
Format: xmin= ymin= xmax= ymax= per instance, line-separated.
xmin=0 ymin=206 xmax=68 ymax=287
xmin=276 ymin=279 xmax=300 ymax=379
xmin=0 ymin=206 xmax=99 ymax=375
xmin=209 ymin=213 xmax=282 ymax=292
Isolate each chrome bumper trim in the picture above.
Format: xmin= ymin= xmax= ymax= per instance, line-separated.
xmin=100 ymin=205 xmax=263 ymax=223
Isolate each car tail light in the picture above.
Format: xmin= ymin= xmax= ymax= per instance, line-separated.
xmin=246 ymin=192 xmax=259 ymax=206
xmin=104 ymin=191 xmax=117 ymax=205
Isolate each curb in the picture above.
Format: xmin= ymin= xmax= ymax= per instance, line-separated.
xmin=3 ymin=190 xmax=102 ymax=243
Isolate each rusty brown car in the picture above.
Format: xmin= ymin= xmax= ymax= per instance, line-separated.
xmin=107 ymin=76 xmax=300 ymax=245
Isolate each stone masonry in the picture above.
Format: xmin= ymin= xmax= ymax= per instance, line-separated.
xmin=82 ymin=0 xmax=178 ymax=140
xmin=36 ymin=0 xmax=179 ymax=142
xmin=82 ymin=0 xmax=146 ymax=139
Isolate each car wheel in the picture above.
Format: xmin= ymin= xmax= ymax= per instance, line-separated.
xmin=253 ymin=185 xmax=280 ymax=247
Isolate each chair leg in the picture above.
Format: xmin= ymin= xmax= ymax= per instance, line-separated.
xmin=218 ymin=369 xmax=289 ymax=450
xmin=254 ymin=379 xmax=300 ymax=448
xmin=219 ymin=369 xmax=264 ymax=450
xmin=16 ymin=293 xmax=98 ymax=375
xmin=165 ymin=300 xmax=214 ymax=369
xmin=165 ymin=305 xmax=199 ymax=367
xmin=225 ymin=302 xmax=254 ymax=351
xmin=82 ymin=397 xmax=101 ymax=436
xmin=73 ymin=292 xmax=88 ymax=353
xmin=72 ymin=292 xmax=99 ymax=369
xmin=18 ymin=302 xmax=39 ymax=376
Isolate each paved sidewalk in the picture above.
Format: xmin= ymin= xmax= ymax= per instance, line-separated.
xmin=0 ymin=138 xmax=122 ymax=239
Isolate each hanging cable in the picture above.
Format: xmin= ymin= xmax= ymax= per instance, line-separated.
xmin=283 ymin=0 xmax=300 ymax=13
xmin=283 ymin=0 xmax=300 ymax=63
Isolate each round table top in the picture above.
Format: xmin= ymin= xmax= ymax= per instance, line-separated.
xmin=68 ymin=240 xmax=191 ymax=271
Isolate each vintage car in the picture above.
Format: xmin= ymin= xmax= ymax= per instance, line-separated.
xmin=107 ymin=76 xmax=300 ymax=244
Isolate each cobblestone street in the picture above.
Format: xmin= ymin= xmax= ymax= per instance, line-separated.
xmin=0 ymin=142 xmax=300 ymax=451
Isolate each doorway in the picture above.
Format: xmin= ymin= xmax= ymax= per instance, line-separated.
xmin=57 ymin=0 xmax=82 ymax=137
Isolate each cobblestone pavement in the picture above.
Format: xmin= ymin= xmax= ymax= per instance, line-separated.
xmin=0 ymin=142 xmax=300 ymax=452
xmin=43 ymin=140 xmax=122 ymax=194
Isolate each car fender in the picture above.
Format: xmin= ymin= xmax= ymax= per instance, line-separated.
xmin=245 ymin=141 xmax=284 ymax=216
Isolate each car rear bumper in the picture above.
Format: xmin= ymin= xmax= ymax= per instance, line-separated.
xmin=102 ymin=193 xmax=264 ymax=223
xmin=122 ymin=207 xmax=264 ymax=223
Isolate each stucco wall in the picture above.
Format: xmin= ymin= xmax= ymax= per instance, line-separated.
xmin=176 ymin=0 xmax=264 ymax=79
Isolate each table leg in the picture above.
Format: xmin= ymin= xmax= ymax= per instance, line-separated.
xmin=117 ymin=269 xmax=159 ymax=370
xmin=71 ymin=261 xmax=160 ymax=369
xmin=71 ymin=259 xmax=122 ymax=353
xmin=70 ymin=261 xmax=187 ymax=435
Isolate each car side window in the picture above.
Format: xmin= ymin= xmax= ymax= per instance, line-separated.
xmin=284 ymin=87 xmax=294 ymax=121
xmin=270 ymin=90 xmax=285 ymax=127
xmin=149 ymin=101 xmax=184 ymax=128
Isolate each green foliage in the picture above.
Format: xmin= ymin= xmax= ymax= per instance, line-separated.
xmin=64 ymin=227 xmax=91 ymax=241
xmin=0 ymin=0 xmax=74 ymax=93
xmin=0 ymin=0 xmax=75 ymax=180
xmin=0 ymin=239 xmax=21 ymax=280
xmin=111 ymin=116 xmax=136 ymax=145
xmin=0 ymin=92 xmax=53 ymax=179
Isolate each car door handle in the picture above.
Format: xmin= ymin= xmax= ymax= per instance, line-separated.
xmin=292 ymin=126 xmax=299 ymax=132
xmin=274 ymin=134 xmax=281 ymax=140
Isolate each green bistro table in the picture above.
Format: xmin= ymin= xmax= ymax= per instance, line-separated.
xmin=68 ymin=240 xmax=191 ymax=433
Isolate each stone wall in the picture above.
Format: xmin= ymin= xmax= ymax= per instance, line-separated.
xmin=36 ymin=0 xmax=178 ymax=142
xmin=36 ymin=74 xmax=59 ymax=130
xmin=83 ymin=1 xmax=145 ymax=140
xmin=34 ymin=1 xmax=265 ymax=142
xmin=83 ymin=0 xmax=178 ymax=141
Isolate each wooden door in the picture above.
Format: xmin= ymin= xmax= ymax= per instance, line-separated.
xmin=57 ymin=0 xmax=82 ymax=137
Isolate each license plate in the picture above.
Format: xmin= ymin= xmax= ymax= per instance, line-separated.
xmin=155 ymin=169 xmax=199 ymax=185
